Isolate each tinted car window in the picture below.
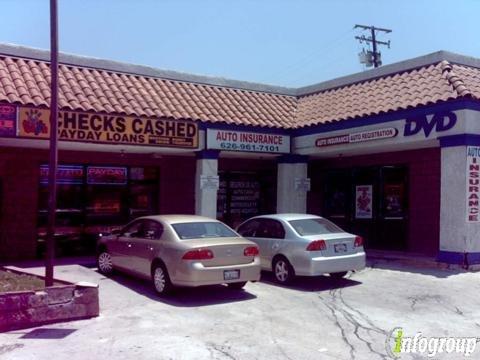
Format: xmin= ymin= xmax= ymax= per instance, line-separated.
xmin=143 ymin=220 xmax=163 ymax=240
xmin=237 ymin=219 xmax=261 ymax=237
xmin=121 ymin=221 xmax=143 ymax=238
xmin=172 ymin=222 xmax=238 ymax=240
xmin=256 ymin=219 xmax=285 ymax=239
xmin=289 ymin=218 xmax=344 ymax=236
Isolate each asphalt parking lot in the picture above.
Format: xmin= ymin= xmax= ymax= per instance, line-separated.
xmin=1 ymin=260 xmax=479 ymax=360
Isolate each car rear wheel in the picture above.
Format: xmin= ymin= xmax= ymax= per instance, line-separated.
xmin=152 ymin=263 xmax=172 ymax=295
xmin=227 ymin=281 xmax=247 ymax=290
xmin=97 ymin=250 xmax=113 ymax=275
xmin=330 ymin=271 xmax=348 ymax=279
xmin=273 ymin=257 xmax=294 ymax=284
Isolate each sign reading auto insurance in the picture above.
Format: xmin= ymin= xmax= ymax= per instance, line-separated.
xmin=315 ymin=127 xmax=398 ymax=147
xmin=18 ymin=107 xmax=199 ymax=149
xmin=207 ymin=129 xmax=290 ymax=154
xmin=466 ymin=146 xmax=480 ymax=222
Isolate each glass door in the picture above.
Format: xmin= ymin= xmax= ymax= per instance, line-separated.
xmin=378 ymin=166 xmax=408 ymax=251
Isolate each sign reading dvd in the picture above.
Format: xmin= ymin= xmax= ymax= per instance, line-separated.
xmin=207 ymin=129 xmax=290 ymax=154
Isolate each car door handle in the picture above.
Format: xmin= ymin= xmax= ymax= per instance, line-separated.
xmin=272 ymin=244 xmax=279 ymax=250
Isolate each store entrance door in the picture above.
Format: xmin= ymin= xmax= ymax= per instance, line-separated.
xmin=323 ymin=166 xmax=408 ymax=251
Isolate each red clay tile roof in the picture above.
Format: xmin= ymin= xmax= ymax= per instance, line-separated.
xmin=0 ymin=56 xmax=297 ymax=128
xmin=0 ymin=52 xmax=479 ymax=129
xmin=294 ymin=61 xmax=477 ymax=127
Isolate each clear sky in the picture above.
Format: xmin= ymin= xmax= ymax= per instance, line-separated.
xmin=2 ymin=0 xmax=480 ymax=88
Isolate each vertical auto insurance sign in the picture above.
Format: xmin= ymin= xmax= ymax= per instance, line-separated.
xmin=466 ymin=146 xmax=480 ymax=222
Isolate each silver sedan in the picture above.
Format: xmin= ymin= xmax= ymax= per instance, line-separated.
xmin=237 ymin=214 xmax=366 ymax=283
xmin=97 ymin=215 xmax=261 ymax=295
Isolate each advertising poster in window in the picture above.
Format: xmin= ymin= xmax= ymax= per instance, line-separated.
xmin=355 ymin=185 xmax=373 ymax=219
xmin=384 ymin=184 xmax=404 ymax=218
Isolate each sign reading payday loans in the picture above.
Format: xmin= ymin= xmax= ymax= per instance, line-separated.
xmin=315 ymin=127 xmax=397 ymax=148
xmin=355 ymin=185 xmax=373 ymax=219
xmin=18 ymin=107 xmax=199 ymax=149
xmin=466 ymin=146 xmax=480 ymax=222
xmin=0 ymin=105 xmax=16 ymax=137
xmin=207 ymin=129 xmax=290 ymax=154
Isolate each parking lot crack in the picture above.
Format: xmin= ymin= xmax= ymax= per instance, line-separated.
xmin=207 ymin=343 xmax=237 ymax=360
xmin=320 ymin=291 xmax=356 ymax=360
xmin=321 ymin=288 xmax=389 ymax=360
xmin=0 ymin=343 xmax=24 ymax=355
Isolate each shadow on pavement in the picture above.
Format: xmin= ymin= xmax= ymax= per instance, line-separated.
xmin=367 ymin=260 xmax=466 ymax=278
xmin=20 ymin=328 xmax=77 ymax=339
xmin=104 ymin=271 xmax=257 ymax=307
xmin=259 ymin=271 xmax=362 ymax=292
xmin=0 ymin=256 xmax=97 ymax=270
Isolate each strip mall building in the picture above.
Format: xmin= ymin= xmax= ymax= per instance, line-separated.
xmin=0 ymin=44 xmax=479 ymax=266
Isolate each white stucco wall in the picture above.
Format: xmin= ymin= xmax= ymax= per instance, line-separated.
xmin=440 ymin=146 xmax=480 ymax=253
xmin=195 ymin=158 xmax=218 ymax=218
xmin=277 ymin=162 xmax=308 ymax=213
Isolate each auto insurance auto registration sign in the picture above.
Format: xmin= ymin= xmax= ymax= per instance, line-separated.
xmin=207 ymin=129 xmax=290 ymax=154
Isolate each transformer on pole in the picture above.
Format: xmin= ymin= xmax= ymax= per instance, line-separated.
xmin=354 ymin=24 xmax=392 ymax=68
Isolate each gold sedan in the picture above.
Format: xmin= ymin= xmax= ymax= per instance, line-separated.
xmin=96 ymin=215 xmax=261 ymax=295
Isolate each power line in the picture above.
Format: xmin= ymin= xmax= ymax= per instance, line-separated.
xmin=267 ymin=28 xmax=355 ymax=84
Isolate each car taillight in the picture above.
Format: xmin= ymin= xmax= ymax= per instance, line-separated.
xmin=244 ymin=246 xmax=259 ymax=256
xmin=354 ymin=236 xmax=363 ymax=247
xmin=306 ymin=240 xmax=326 ymax=251
xmin=182 ymin=249 xmax=214 ymax=260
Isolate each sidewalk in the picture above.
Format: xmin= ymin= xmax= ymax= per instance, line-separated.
xmin=366 ymin=249 xmax=476 ymax=271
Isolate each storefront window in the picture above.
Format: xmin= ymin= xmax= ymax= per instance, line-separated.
xmin=217 ymin=171 xmax=275 ymax=228
xmin=37 ymin=164 xmax=159 ymax=257
xmin=129 ymin=167 xmax=158 ymax=219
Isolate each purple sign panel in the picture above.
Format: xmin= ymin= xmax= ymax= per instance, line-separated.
xmin=0 ymin=105 xmax=16 ymax=137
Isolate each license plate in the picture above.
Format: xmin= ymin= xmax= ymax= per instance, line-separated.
xmin=334 ymin=243 xmax=347 ymax=253
xmin=224 ymin=270 xmax=240 ymax=280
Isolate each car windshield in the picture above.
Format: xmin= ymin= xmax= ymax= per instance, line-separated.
xmin=289 ymin=218 xmax=344 ymax=236
xmin=172 ymin=222 xmax=239 ymax=239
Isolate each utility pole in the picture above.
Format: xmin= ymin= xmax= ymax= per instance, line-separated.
xmin=45 ymin=0 xmax=59 ymax=287
xmin=354 ymin=24 xmax=392 ymax=68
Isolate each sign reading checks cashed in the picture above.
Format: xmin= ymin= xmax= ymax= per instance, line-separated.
xmin=18 ymin=107 xmax=199 ymax=149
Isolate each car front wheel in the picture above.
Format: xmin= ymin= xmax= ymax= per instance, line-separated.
xmin=97 ymin=250 xmax=113 ymax=275
xmin=152 ymin=263 xmax=172 ymax=295
xmin=273 ymin=257 xmax=294 ymax=284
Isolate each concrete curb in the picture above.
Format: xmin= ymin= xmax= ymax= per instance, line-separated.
xmin=0 ymin=267 xmax=99 ymax=332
